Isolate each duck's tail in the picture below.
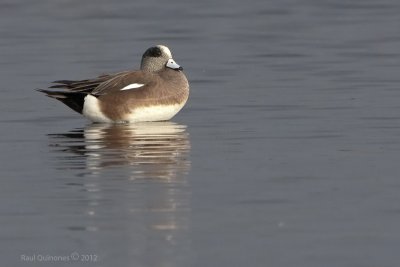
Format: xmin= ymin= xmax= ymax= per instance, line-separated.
xmin=36 ymin=89 xmax=87 ymax=114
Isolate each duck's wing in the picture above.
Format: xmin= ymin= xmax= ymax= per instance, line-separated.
xmin=90 ymin=71 xmax=157 ymax=96
xmin=49 ymin=71 xmax=131 ymax=93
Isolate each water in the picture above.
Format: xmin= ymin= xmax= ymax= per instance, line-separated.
xmin=1 ymin=0 xmax=400 ymax=266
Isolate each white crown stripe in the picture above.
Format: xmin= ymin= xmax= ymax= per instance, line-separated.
xmin=120 ymin=83 xmax=145 ymax=90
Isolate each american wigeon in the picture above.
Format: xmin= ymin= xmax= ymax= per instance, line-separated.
xmin=38 ymin=45 xmax=189 ymax=123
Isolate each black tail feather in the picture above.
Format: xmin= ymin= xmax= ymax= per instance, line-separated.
xmin=36 ymin=89 xmax=87 ymax=114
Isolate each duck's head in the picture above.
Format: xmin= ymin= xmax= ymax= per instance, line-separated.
xmin=140 ymin=45 xmax=183 ymax=72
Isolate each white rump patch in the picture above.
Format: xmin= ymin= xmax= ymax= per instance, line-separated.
xmin=120 ymin=83 xmax=145 ymax=90
xmin=82 ymin=95 xmax=112 ymax=123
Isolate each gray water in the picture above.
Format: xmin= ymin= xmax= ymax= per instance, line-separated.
xmin=1 ymin=0 xmax=400 ymax=266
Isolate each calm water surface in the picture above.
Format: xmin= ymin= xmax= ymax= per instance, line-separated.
xmin=1 ymin=0 xmax=400 ymax=266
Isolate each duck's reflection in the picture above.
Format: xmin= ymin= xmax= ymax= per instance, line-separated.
xmin=49 ymin=121 xmax=191 ymax=179
xmin=48 ymin=122 xmax=192 ymax=266
xmin=86 ymin=122 xmax=191 ymax=180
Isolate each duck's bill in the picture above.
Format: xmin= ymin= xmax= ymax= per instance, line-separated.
xmin=166 ymin=59 xmax=183 ymax=71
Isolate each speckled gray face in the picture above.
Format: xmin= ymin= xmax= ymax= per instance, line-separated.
xmin=166 ymin=58 xmax=183 ymax=71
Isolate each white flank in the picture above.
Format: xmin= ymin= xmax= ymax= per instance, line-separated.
xmin=82 ymin=95 xmax=112 ymax=123
xmin=120 ymin=83 xmax=145 ymax=90
xmin=125 ymin=103 xmax=186 ymax=123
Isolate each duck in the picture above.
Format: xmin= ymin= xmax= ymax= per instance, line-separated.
xmin=37 ymin=45 xmax=189 ymax=123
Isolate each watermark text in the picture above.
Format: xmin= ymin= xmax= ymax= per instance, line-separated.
xmin=20 ymin=252 xmax=98 ymax=263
